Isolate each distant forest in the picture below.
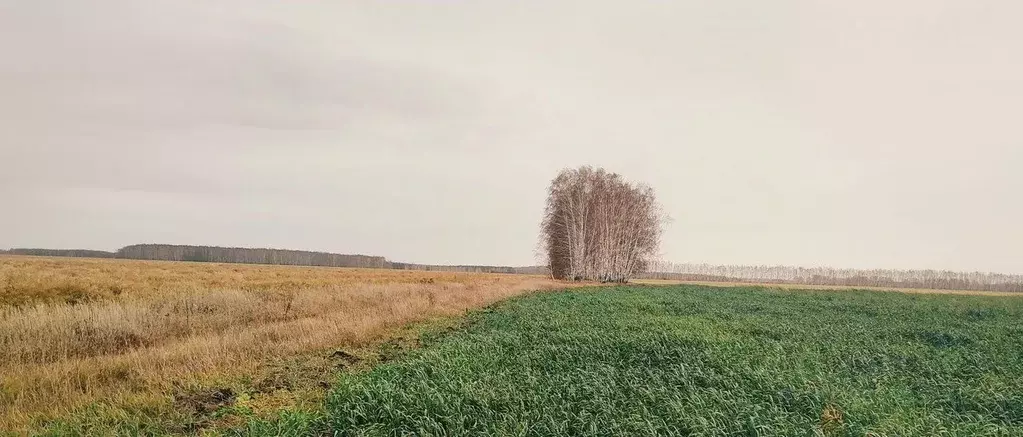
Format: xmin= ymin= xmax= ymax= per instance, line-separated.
xmin=643 ymin=261 xmax=1023 ymax=293
xmin=0 ymin=245 xmax=541 ymax=274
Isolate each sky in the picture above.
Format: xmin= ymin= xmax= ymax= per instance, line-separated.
xmin=1 ymin=1 xmax=1021 ymax=273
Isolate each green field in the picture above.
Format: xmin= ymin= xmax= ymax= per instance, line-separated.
xmin=240 ymin=285 xmax=1023 ymax=436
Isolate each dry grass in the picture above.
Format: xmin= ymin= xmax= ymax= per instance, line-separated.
xmin=631 ymin=278 xmax=1023 ymax=297
xmin=0 ymin=255 xmax=567 ymax=433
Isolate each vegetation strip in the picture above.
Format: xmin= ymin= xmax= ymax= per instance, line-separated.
xmin=241 ymin=285 xmax=1023 ymax=436
xmin=0 ymin=256 xmax=564 ymax=434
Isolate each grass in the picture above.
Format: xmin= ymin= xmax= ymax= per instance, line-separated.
xmin=241 ymin=285 xmax=1023 ymax=436
xmin=34 ymin=316 xmax=468 ymax=436
xmin=7 ymin=257 xmax=1022 ymax=436
xmin=0 ymin=256 xmax=565 ymax=434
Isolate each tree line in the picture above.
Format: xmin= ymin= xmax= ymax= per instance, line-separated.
xmin=541 ymin=166 xmax=665 ymax=282
xmin=1 ymin=245 xmax=541 ymax=274
xmin=114 ymin=244 xmax=390 ymax=268
xmin=645 ymin=261 xmax=1023 ymax=293
xmin=1 ymin=248 xmax=116 ymax=258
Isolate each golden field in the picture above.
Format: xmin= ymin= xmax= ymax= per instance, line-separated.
xmin=0 ymin=255 xmax=565 ymax=433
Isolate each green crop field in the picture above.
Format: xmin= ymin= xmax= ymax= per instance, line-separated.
xmin=237 ymin=285 xmax=1023 ymax=437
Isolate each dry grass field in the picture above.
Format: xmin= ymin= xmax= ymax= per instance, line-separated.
xmin=0 ymin=256 xmax=565 ymax=433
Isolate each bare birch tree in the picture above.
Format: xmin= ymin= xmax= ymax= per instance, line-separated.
xmin=541 ymin=166 xmax=665 ymax=282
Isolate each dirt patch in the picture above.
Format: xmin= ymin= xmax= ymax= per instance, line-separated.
xmin=376 ymin=334 xmax=423 ymax=363
xmin=329 ymin=350 xmax=361 ymax=368
xmin=255 ymin=355 xmax=337 ymax=393
xmin=174 ymin=387 xmax=236 ymax=416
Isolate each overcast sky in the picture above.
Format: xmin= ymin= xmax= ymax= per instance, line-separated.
xmin=1 ymin=1 xmax=1021 ymax=272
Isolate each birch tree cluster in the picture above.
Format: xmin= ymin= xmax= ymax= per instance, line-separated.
xmin=541 ymin=166 xmax=664 ymax=282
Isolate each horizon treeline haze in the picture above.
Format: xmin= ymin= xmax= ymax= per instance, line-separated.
xmin=645 ymin=261 xmax=1023 ymax=293
xmin=2 ymin=244 xmax=1022 ymax=292
xmin=0 ymin=245 xmax=538 ymax=274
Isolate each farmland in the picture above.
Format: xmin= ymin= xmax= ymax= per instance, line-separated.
xmin=4 ymin=256 xmax=1023 ymax=436
xmin=246 ymin=285 xmax=1023 ymax=436
xmin=0 ymin=256 xmax=562 ymax=434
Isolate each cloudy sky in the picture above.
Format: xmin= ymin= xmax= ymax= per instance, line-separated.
xmin=1 ymin=1 xmax=1021 ymax=272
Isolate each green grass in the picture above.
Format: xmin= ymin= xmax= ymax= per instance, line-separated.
xmin=240 ymin=285 xmax=1023 ymax=436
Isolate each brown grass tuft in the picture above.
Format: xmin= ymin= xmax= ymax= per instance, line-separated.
xmin=820 ymin=403 xmax=844 ymax=436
